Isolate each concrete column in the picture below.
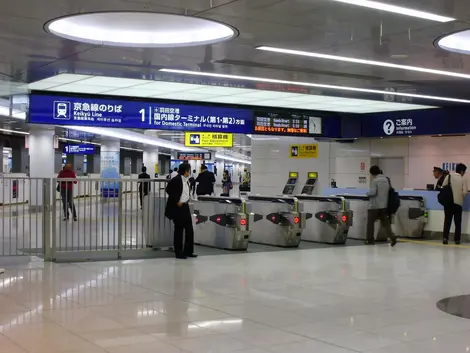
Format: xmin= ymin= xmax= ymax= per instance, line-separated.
xmin=29 ymin=127 xmax=55 ymax=209
xmin=143 ymin=147 xmax=159 ymax=177
xmin=100 ymin=138 xmax=120 ymax=198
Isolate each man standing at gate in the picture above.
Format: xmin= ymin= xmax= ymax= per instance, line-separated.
xmin=138 ymin=166 xmax=151 ymax=209
xmin=165 ymin=163 xmax=197 ymax=259
xmin=57 ymin=164 xmax=78 ymax=221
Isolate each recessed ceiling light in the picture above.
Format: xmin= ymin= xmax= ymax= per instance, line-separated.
xmin=45 ymin=12 xmax=238 ymax=48
xmin=436 ymin=29 xmax=470 ymax=55
xmin=329 ymin=0 xmax=454 ymax=22
xmin=257 ymin=46 xmax=470 ymax=79
xmin=159 ymin=68 xmax=470 ymax=104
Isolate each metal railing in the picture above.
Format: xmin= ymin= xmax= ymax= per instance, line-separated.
xmin=0 ymin=176 xmax=172 ymax=261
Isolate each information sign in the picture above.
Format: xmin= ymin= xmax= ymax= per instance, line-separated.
xmin=289 ymin=144 xmax=319 ymax=158
xmin=177 ymin=152 xmax=212 ymax=161
xmin=184 ymin=132 xmax=233 ymax=147
xmin=64 ymin=144 xmax=95 ymax=155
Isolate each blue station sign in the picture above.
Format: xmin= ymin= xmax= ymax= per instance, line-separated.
xmin=29 ymin=93 xmax=253 ymax=134
xmin=64 ymin=144 xmax=95 ymax=155
xmin=360 ymin=107 xmax=470 ymax=137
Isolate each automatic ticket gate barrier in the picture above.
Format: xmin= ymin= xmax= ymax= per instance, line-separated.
xmin=247 ymin=195 xmax=303 ymax=247
xmin=393 ymin=196 xmax=427 ymax=238
xmin=296 ymin=196 xmax=353 ymax=244
xmin=193 ymin=196 xmax=251 ymax=250
xmin=334 ymin=195 xmax=384 ymax=241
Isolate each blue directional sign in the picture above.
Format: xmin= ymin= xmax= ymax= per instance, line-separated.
xmin=29 ymin=93 xmax=253 ymax=134
xmin=64 ymin=144 xmax=95 ymax=155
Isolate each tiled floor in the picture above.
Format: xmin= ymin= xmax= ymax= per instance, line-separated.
xmin=1 ymin=242 xmax=470 ymax=353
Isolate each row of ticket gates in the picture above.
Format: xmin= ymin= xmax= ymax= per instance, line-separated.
xmin=190 ymin=172 xmax=428 ymax=250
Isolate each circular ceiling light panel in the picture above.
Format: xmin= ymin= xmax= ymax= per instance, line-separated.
xmin=45 ymin=12 xmax=238 ymax=48
xmin=436 ymin=29 xmax=470 ymax=55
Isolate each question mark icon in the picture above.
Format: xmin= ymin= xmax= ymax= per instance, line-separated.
xmin=383 ymin=119 xmax=395 ymax=135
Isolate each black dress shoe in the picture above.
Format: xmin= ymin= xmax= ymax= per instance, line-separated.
xmin=455 ymin=241 xmax=461 ymax=245
xmin=391 ymin=238 xmax=397 ymax=247
xmin=186 ymin=254 xmax=198 ymax=258
xmin=443 ymin=239 xmax=449 ymax=245
xmin=175 ymin=254 xmax=187 ymax=259
xmin=364 ymin=241 xmax=375 ymax=245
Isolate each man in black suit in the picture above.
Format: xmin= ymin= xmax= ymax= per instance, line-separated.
xmin=138 ymin=166 xmax=151 ymax=209
xmin=196 ymin=164 xmax=216 ymax=196
xmin=165 ymin=163 xmax=197 ymax=259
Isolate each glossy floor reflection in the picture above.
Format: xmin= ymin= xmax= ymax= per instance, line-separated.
xmin=1 ymin=242 xmax=470 ymax=353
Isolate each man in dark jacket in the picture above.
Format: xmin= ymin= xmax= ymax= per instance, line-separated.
xmin=165 ymin=163 xmax=197 ymax=259
xmin=196 ymin=165 xmax=216 ymax=196
xmin=138 ymin=166 xmax=151 ymax=209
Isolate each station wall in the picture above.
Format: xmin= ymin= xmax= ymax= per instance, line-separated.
xmin=251 ymin=135 xmax=470 ymax=194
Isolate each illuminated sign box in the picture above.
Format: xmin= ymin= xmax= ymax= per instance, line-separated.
xmin=289 ymin=144 xmax=318 ymax=158
xmin=64 ymin=144 xmax=95 ymax=155
xmin=184 ymin=132 xmax=233 ymax=147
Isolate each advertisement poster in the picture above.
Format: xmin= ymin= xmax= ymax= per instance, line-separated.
xmin=100 ymin=151 xmax=120 ymax=197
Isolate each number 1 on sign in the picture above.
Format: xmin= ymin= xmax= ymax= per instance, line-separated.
xmin=139 ymin=109 xmax=145 ymax=122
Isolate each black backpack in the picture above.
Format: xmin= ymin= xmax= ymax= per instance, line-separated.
xmin=438 ymin=174 xmax=453 ymax=207
xmin=387 ymin=177 xmax=401 ymax=214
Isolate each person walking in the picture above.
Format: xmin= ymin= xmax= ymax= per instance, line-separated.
xmin=365 ymin=166 xmax=397 ymax=246
xmin=165 ymin=163 xmax=197 ymax=260
xmin=57 ymin=164 xmax=78 ymax=221
xmin=138 ymin=166 xmax=151 ymax=209
xmin=221 ymin=170 xmax=232 ymax=196
xmin=189 ymin=169 xmax=197 ymax=198
xmin=442 ymin=163 xmax=468 ymax=245
xmin=196 ymin=164 xmax=216 ymax=196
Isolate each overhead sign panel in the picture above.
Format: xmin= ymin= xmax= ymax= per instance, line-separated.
xmin=254 ymin=111 xmax=322 ymax=136
xmin=177 ymin=152 xmax=212 ymax=160
xmin=29 ymin=93 xmax=253 ymax=134
xmin=64 ymin=144 xmax=95 ymax=155
xmin=184 ymin=132 xmax=233 ymax=147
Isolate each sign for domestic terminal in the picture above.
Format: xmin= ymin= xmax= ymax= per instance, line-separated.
xmin=177 ymin=152 xmax=212 ymax=161
xmin=64 ymin=144 xmax=95 ymax=155
xmin=289 ymin=144 xmax=318 ymax=158
xmin=29 ymin=93 xmax=253 ymax=134
xmin=184 ymin=132 xmax=233 ymax=147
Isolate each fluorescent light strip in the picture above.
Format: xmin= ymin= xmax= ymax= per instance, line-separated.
xmin=257 ymin=46 xmax=470 ymax=80
xmin=159 ymin=68 xmax=470 ymax=104
xmin=0 ymin=128 xmax=29 ymax=135
xmin=215 ymin=152 xmax=251 ymax=165
xmin=330 ymin=0 xmax=454 ymax=22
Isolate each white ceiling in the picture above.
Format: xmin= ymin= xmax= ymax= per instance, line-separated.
xmin=27 ymin=73 xmax=437 ymax=113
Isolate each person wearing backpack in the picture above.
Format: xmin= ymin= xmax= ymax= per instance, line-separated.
xmin=365 ymin=166 xmax=397 ymax=246
xmin=441 ymin=163 xmax=468 ymax=245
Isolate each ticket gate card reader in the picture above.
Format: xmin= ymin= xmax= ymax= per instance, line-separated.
xmin=282 ymin=172 xmax=299 ymax=195
xmin=301 ymin=172 xmax=318 ymax=195
xmin=193 ymin=196 xmax=251 ymax=250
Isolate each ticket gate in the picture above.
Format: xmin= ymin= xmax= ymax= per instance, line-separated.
xmin=193 ymin=196 xmax=251 ymax=250
xmin=334 ymin=195 xmax=385 ymax=241
xmin=393 ymin=196 xmax=427 ymax=238
xmin=296 ymin=196 xmax=353 ymax=244
xmin=247 ymin=195 xmax=303 ymax=247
